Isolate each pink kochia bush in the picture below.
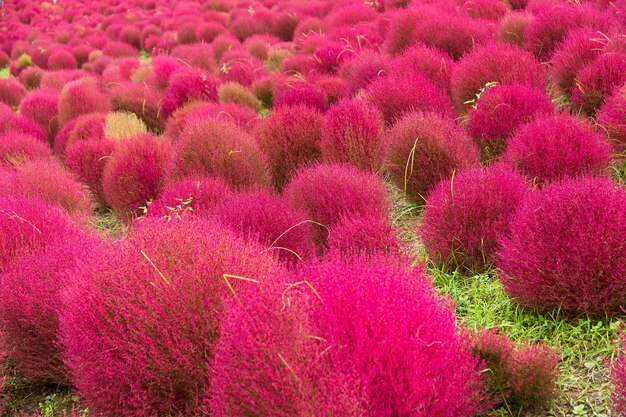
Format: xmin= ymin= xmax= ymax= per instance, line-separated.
xmin=326 ymin=214 xmax=402 ymax=258
xmin=421 ymin=167 xmax=530 ymax=274
xmin=497 ymin=177 xmax=626 ymax=314
xmin=161 ymin=68 xmax=220 ymax=119
xmin=0 ymin=196 xmax=79 ymax=273
xmin=18 ymin=88 xmax=60 ymax=144
xmin=450 ymin=43 xmax=546 ymax=112
xmin=472 ymin=328 xmax=559 ymax=408
xmin=597 ymin=83 xmax=626 ymax=153
xmin=254 ymin=105 xmax=323 ymax=189
xmin=501 ymin=115 xmax=613 ymax=186
xmin=59 ymin=218 xmax=278 ymax=417
xmin=320 ymin=99 xmax=385 ymax=172
xmin=102 ymin=135 xmax=171 ymax=221
xmin=570 ymin=53 xmax=626 ymax=117
xmin=283 ymin=163 xmax=391 ymax=247
xmin=146 ymin=176 xmax=232 ymax=219
xmin=169 ymin=117 xmax=269 ymax=188
xmin=0 ymin=78 xmax=27 ymax=108
xmin=0 ymin=234 xmax=103 ymax=385
xmin=211 ymin=188 xmax=316 ymax=265
xmin=384 ymin=112 xmax=480 ymax=204
xmin=0 ymin=132 xmax=51 ymax=167
xmin=209 ymin=255 xmax=487 ymax=416
xmin=57 ymin=80 xmax=110 ymax=126
xmin=466 ymin=84 xmax=554 ymax=161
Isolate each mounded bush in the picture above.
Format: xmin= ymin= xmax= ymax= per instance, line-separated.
xmin=497 ymin=176 xmax=626 ymax=314
xmin=597 ymin=82 xmax=626 ymax=153
xmin=254 ymin=105 xmax=323 ymax=189
xmin=169 ymin=117 xmax=269 ymax=188
xmin=420 ymin=167 xmax=530 ymax=274
xmin=18 ymin=88 xmax=60 ymax=144
xmin=161 ymin=68 xmax=219 ymax=119
xmin=65 ymin=139 xmax=115 ymax=208
xmin=58 ymin=79 xmax=111 ymax=126
xmin=384 ymin=111 xmax=480 ymax=204
xmin=0 ymin=77 xmax=27 ymax=108
xmin=500 ymin=114 xmax=613 ymax=185
xmin=326 ymin=214 xmax=402 ymax=258
xmin=0 ymin=132 xmax=51 ymax=167
xmin=59 ymin=218 xmax=279 ymax=417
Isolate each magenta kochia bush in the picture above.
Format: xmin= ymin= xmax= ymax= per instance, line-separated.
xmin=384 ymin=112 xmax=480 ymax=204
xmin=18 ymin=88 xmax=60 ymax=144
xmin=326 ymin=214 xmax=402 ymax=258
xmin=366 ymin=73 xmax=455 ymax=125
xmin=0 ymin=234 xmax=103 ymax=385
xmin=0 ymin=77 xmax=27 ymax=108
xmin=146 ymin=176 xmax=232 ymax=219
xmin=210 ymin=255 xmax=487 ymax=416
xmin=254 ymin=105 xmax=323 ymax=189
xmin=570 ymin=53 xmax=626 ymax=116
xmin=320 ymin=99 xmax=384 ymax=172
xmin=0 ymin=196 xmax=79 ymax=273
xmin=64 ymin=139 xmax=115 ymax=208
xmin=496 ymin=177 xmax=626 ymax=314
xmin=283 ymin=163 xmax=391 ymax=246
xmin=102 ymin=135 xmax=170 ymax=221
xmin=421 ymin=167 xmax=530 ymax=274
xmin=472 ymin=328 xmax=559 ymax=408
xmin=57 ymin=80 xmax=110 ymax=126
xmin=450 ymin=43 xmax=546 ymax=112
xmin=466 ymin=84 xmax=554 ymax=161
xmin=59 ymin=218 xmax=278 ymax=417
xmin=211 ymin=188 xmax=316 ymax=265
xmin=169 ymin=117 xmax=269 ymax=188
xmin=597 ymin=83 xmax=626 ymax=153
xmin=501 ymin=115 xmax=613 ymax=186
xmin=0 ymin=132 xmax=51 ymax=167
xmin=161 ymin=68 xmax=220 ymax=119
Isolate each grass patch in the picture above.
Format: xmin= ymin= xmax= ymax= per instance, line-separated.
xmin=432 ymin=269 xmax=620 ymax=417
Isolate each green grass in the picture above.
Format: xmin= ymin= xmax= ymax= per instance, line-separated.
xmin=432 ymin=269 xmax=621 ymax=417
xmin=0 ymin=67 xmax=9 ymax=79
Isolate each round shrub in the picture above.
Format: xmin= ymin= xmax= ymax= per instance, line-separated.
xmin=47 ymin=49 xmax=78 ymax=70
xmin=169 ymin=117 xmax=269 ymax=188
xmin=102 ymin=135 xmax=170 ymax=221
xmin=320 ymin=98 xmax=384 ymax=171
xmin=390 ymin=44 xmax=453 ymax=95
xmin=254 ymin=105 xmax=323 ymax=189
xmin=0 ymin=234 xmax=103 ymax=385
xmin=497 ymin=176 xmax=626 ymax=314
xmin=384 ymin=112 xmax=480 ymax=204
xmin=161 ymin=68 xmax=219 ymax=119
xmin=58 ymin=80 xmax=111 ymax=126
xmin=0 ymin=132 xmax=51 ymax=167
xmin=501 ymin=114 xmax=613 ymax=185
xmin=498 ymin=12 xmax=533 ymax=46
xmin=19 ymin=66 xmax=44 ymax=90
xmin=18 ymin=88 xmax=60 ymax=144
xmin=103 ymin=111 xmax=148 ymax=140
xmin=211 ymin=188 xmax=316 ymax=265
xmin=0 ymin=106 xmax=47 ymax=143
xmin=466 ymin=84 xmax=555 ymax=161
xmin=451 ymin=43 xmax=546 ymax=112
xmin=146 ymin=176 xmax=231 ymax=219
xmin=0 ymin=196 xmax=79 ymax=273
xmin=597 ymin=82 xmax=626 ymax=153
xmin=0 ymin=77 xmax=27 ymax=108
xmin=366 ymin=73 xmax=455 ymax=125
xmin=109 ymin=82 xmax=165 ymax=132
xmin=59 ymin=218 xmax=278 ymax=417
xmin=569 ymin=52 xmax=626 ymax=116
xmin=283 ymin=163 xmax=390 ymax=246
xmin=341 ymin=50 xmax=389 ymax=96
xmin=326 ymin=214 xmax=402 ymax=258
xmin=421 ymin=167 xmax=530 ymax=274
xmin=274 ymin=83 xmax=326 ymax=112
xmin=218 ymin=82 xmax=262 ymax=111
xmin=462 ymin=0 xmax=510 ymax=21
xmin=65 ymin=139 xmax=115 ymax=208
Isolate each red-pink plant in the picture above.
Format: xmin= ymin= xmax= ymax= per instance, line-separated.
xmin=0 ymin=77 xmax=26 ymax=108
xmin=59 ymin=218 xmax=278 ymax=417
xmin=597 ymin=82 xmax=626 ymax=153
xmin=384 ymin=111 xmax=480 ymax=204
xmin=274 ymin=83 xmax=326 ymax=111
xmin=18 ymin=88 xmax=60 ymax=144
xmin=390 ymin=44 xmax=453 ymax=95
xmin=461 ymin=0 xmax=510 ymax=21
xmin=501 ymin=114 xmax=613 ymax=185
xmin=102 ymin=135 xmax=170 ymax=221
xmin=57 ymin=79 xmax=110 ymax=126
xmin=341 ymin=50 xmax=388 ymax=96
xmin=161 ymin=68 xmax=219 ymax=119
xmin=420 ymin=167 xmax=530 ymax=274
xmin=472 ymin=328 xmax=559 ymax=408
xmin=146 ymin=176 xmax=232 ymax=219
xmin=211 ymin=188 xmax=316 ymax=265
xmin=65 ymin=139 xmax=116 ymax=208
xmin=326 ymin=214 xmax=402 ymax=258
xmin=0 ymin=196 xmax=79 ymax=273
xmin=451 ymin=43 xmax=547 ymax=112
xmin=0 ymin=132 xmax=51 ymax=167
xmin=497 ymin=176 xmax=626 ymax=314
xmin=47 ymin=49 xmax=78 ymax=70
xmin=570 ymin=52 xmax=626 ymax=116
xmin=283 ymin=163 xmax=390 ymax=246
xmin=0 ymin=234 xmax=103 ymax=385
xmin=102 ymin=41 xmax=138 ymax=58
xmin=366 ymin=72 xmax=455 ymax=125
xmin=320 ymin=98 xmax=384 ymax=171
xmin=169 ymin=116 xmax=269 ymax=188
xmin=0 ymin=106 xmax=47 ymax=143
xmin=466 ymin=84 xmax=555 ymax=161
xmin=19 ymin=66 xmax=44 ymax=90
xmin=109 ymin=82 xmax=165 ymax=132
xmin=254 ymin=105 xmax=323 ymax=189
xmin=498 ymin=12 xmax=533 ymax=46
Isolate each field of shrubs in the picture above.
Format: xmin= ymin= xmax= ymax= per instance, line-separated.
xmin=0 ymin=0 xmax=625 ymax=415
